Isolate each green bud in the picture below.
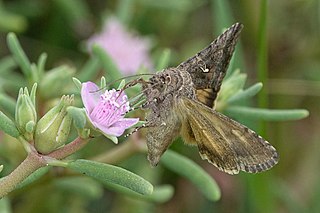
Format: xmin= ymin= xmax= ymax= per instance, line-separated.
xmin=15 ymin=84 xmax=37 ymax=141
xmin=34 ymin=95 xmax=74 ymax=154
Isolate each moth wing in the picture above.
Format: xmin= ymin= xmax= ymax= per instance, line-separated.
xmin=177 ymin=23 xmax=243 ymax=108
xmin=181 ymin=98 xmax=279 ymax=175
xmin=146 ymin=110 xmax=181 ymax=167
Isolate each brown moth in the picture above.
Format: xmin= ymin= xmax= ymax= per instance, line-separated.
xmin=128 ymin=23 xmax=279 ymax=175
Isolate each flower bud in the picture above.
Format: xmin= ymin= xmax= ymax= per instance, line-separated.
xmin=34 ymin=95 xmax=73 ymax=154
xmin=15 ymin=85 xmax=37 ymax=141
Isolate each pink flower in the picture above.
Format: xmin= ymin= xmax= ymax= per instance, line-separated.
xmin=81 ymin=81 xmax=139 ymax=139
xmin=87 ymin=17 xmax=153 ymax=75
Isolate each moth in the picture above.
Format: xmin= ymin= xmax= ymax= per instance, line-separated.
xmin=127 ymin=23 xmax=279 ymax=175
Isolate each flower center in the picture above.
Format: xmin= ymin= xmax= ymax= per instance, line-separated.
xmin=90 ymin=89 xmax=130 ymax=126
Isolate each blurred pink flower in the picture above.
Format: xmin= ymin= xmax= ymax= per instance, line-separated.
xmin=87 ymin=17 xmax=153 ymax=75
xmin=81 ymin=81 xmax=139 ymax=139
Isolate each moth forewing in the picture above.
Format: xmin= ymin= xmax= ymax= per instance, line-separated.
xmin=179 ymin=98 xmax=279 ymax=174
xmin=177 ymin=23 xmax=243 ymax=108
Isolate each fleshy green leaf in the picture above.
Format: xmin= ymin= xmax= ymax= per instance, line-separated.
xmin=72 ymin=77 xmax=82 ymax=91
xmin=53 ymin=177 xmax=103 ymax=199
xmin=156 ymin=48 xmax=171 ymax=70
xmin=29 ymin=83 xmax=37 ymax=106
xmin=161 ymin=150 xmax=221 ymax=201
xmin=0 ymin=93 xmax=16 ymax=117
xmin=100 ymin=76 xmax=106 ymax=89
xmin=0 ymin=197 xmax=11 ymax=213
xmin=77 ymin=56 xmax=100 ymax=81
xmin=228 ymin=82 xmax=263 ymax=104
xmin=0 ymin=111 xmax=20 ymax=138
xmin=225 ymin=106 xmax=309 ymax=121
xmin=218 ymin=70 xmax=247 ymax=103
xmin=0 ymin=56 xmax=17 ymax=74
xmin=6 ymin=33 xmax=32 ymax=78
xmin=36 ymin=52 xmax=47 ymax=78
xmin=16 ymin=167 xmax=50 ymax=189
xmin=117 ymin=79 xmax=126 ymax=90
xmin=92 ymin=45 xmax=122 ymax=81
xmin=67 ymin=106 xmax=86 ymax=129
xmin=66 ymin=159 xmax=153 ymax=195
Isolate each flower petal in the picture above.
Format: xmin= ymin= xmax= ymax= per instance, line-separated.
xmin=81 ymin=82 xmax=102 ymax=112
xmin=96 ymin=118 xmax=139 ymax=137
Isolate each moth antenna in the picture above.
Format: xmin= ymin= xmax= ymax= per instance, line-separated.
xmin=89 ymin=73 xmax=154 ymax=93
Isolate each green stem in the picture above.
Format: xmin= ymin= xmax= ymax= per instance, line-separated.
xmin=257 ymin=0 xmax=268 ymax=134
xmin=0 ymin=137 xmax=89 ymax=198
xmin=48 ymin=137 xmax=89 ymax=160
xmin=0 ymin=152 xmax=46 ymax=198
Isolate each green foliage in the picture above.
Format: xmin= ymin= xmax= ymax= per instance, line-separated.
xmin=0 ymin=1 xmax=315 ymax=212
xmin=226 ymin=106 xmax=309 ymax=121
xmin=161 ymin=150 xmax=221 ymax=201
xmin=155 ymin=48 xmax=171 ymax=70
xmin=0 ymin=111 xmax=20 ymax=138
xmin=92 ymin=45 xmax=122 ymax=81
xmin=67 ymin=159 xmax=153 ymax=195
xmin=6 ymin=33 xmax=32 ymax=80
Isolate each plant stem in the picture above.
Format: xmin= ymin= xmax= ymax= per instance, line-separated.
xmin=0 ymin=152 xmax=46 ymax=198
xmin=0 ymin=137 xmax=89 ymax=198
xmin=48 ymin=137 xmax=89 ymax=159
xmin=257 ymin=0 xmax=268 ymax=134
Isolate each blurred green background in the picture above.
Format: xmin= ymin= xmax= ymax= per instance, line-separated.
xmin=0 ymin=0 xmax=319 ymax=212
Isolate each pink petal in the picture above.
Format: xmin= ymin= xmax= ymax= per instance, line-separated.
xmin=96 ymin=118 xmax=139 ymax=137
xmin=81 ymin=82 xmax=101 ymax=112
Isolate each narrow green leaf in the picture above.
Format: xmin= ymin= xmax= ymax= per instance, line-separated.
xmin=0 ymin=197 xmax=11 ymax=213
xmin=92 ymin=45 xmax=122 ymax=81
xmin=0 ymin=56 xmax=17 ymax=74
xmin=77 ymin=56 xmax=100 ymax=81
xmin=161 ymin=150 xmax=221 ymax=201
xmin=101 ymin=182 xmax=173 ymax=203
xmin=225 ymin=106 xmax=309 ymax=121
xmin=72 ymin=77 xmax=82 ymax=91
xmin=117 ymin=79 xmax=126 ymax=90
xmin=29 ymin=83 xmax=37 ymax=106
xmin=67 ymin=107 xmax=86 ymax=129
xmin=67 ymin=159 xmax=153 ymax=195
xmin=218 ymin=70 xmax=247 ymax=102
xmin=6 ymin=33 xmax=32 ymax=78
xmin=16 ymin=167 xmax=50 ymax=189
xmin=0 ymin=93 xmax=16 ymax=117
xmin=0 ymin=165 xmax=3 ymax=173
xmin=0 ymin=111 xmax=20 ymax=138
xmin=156 ymin=48 xmax=171 ymax=70
xmin=116 ymin=0 xmax=134 ymax=25
xmin=100 ymin=76 xmax=106 ymax=89
xmin=53 ymin=177 xmax=103 ymax=199
xmin=146 ymin=185 xmax=174 ymax=203
xmin=228 ymin=82 xmax=263 ymax=104
xmin=37 ymin=52 xmax=47 ymax=78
